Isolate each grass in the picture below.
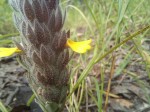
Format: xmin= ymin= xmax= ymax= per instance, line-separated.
xmin=0 ymin=101 xmax=8 ymax=112
xmin=0 ymin=0 xmax=150 ymax=112
xmin=65 ymin=0 xmax=150 ymax=111
xmin=0 ymin=0 xmax=16 ymax=35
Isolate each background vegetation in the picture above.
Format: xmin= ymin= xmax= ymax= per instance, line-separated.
xmin=0 ymin=0 xmax=16 ymax=34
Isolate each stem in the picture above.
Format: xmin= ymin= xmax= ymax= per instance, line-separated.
xmin=104 ymin=56 xmax=115 ymax=111
xmin=95 ymin=25 xmax=150 ymax=63
xmin=27 ymin=94 xmax=36 ymax=107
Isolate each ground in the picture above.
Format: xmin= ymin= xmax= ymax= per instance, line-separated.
xmin=0 ymin=57 xmax=42 ymax=112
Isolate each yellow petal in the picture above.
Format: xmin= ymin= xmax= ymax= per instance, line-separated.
xmin=0 ymin=47 xmax=21 ymax=58
xmin=66 ymin=39 xmax=92 ymax=53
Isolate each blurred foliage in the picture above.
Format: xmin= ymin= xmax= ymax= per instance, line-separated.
xmin=0 ymin=0 xmax=17 ymax=35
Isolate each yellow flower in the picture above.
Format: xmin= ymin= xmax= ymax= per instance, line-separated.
xmin=66 ymin=39 xmax=92 ymax=53
xmin=0 ymin=47 xmax=21 ymax=58
xmin=0 ymin=39 xmax=92 ymax=58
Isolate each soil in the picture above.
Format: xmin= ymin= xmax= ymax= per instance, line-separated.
xmin=0 ymin=57 xmax=42 ymax=112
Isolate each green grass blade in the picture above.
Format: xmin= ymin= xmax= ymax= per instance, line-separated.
xmin=0 ymin=101 xmax=9 ymax=112
xmin=27 ymin=94 xmax=36 ymax=107
xmin=0 ymin=33 xmax=19 ymax=39
xmin=95 ymin=25 xmax=150 ymax=64
xmin=93 ymin=78 xmax=102 ymax=112
xmin=67 ymin=5 xmax=93 ymax=34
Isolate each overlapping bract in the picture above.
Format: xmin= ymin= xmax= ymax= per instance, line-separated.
xmin=10 ymin=0 xmax=70 ymax=104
